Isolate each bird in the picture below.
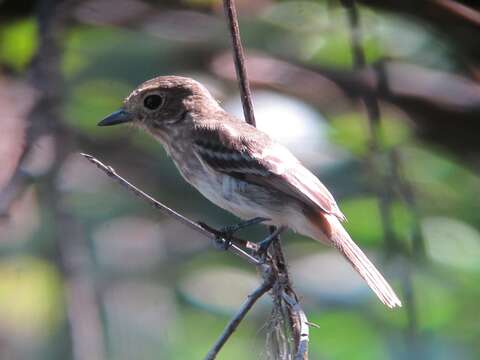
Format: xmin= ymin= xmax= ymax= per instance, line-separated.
xmin=98 ymin=75 xmax=402 ymax=308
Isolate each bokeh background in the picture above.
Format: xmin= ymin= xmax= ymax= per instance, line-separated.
xmin=1 ymin=0 xmax=480 ymax=359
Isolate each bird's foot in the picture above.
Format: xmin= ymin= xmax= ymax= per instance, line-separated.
xmin=198 ymin=217 xmax=269 ymax=251
xmin=257 ymin=226 xmax=287 ymax=255
xmin=219 ymin=217 xmax=269 ymax=239
xmin=197 ymin=221 xmax=231 ymax=250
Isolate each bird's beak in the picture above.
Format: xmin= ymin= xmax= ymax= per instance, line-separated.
xmin=98 ymin=109 xmax=133 ymax=126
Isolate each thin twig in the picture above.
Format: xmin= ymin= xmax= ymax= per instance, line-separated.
xmin=204 ymin=279 xmax=273 ymax=360
xmin=390 ymin=150 xmax=426 ymax=259
xmin=80 ymin=153 xmax=261 ymax=266
xmin=282 ymin=292 xmax=309 ymax=360
xmin=223 ymin=0 xmax=256 ymax=126
xmin=222 ymin=1 xmax=309 ymax=358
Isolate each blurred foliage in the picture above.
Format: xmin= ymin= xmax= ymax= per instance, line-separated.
xmin=0 ymin=18 xmax=38 ymax=71
xmin=0 ymin=256 xmax=64 ymax=336
xmin=340 ymin=197 xmax=414 ymax=247
xmin=64 ymin=78 xmax=132 ymax=134
xmin=309 ymin=311 xmax=388 ymax=359
xmin=330 ymin=112 xmax=411 ymax=155
xmin=1 ymin=0 xmax=479 ymax=359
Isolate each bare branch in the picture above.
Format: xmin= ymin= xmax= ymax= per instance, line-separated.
xmin=204 ymin=279 xmax=273 ymax=360
xmin=0 ymin=170 xmax=33 ymax=218
xmin=80 ymin=153 xmax=261 ymax=266
xmin=341 ymin=0 xmax=399 ymax=253
xmin=223 ymin=0 xmax=256 ymax=126
xmin=282 ymin=292 xmax=309 ymax=360
xmin=222 ymin=1 xmax=310 ymax=357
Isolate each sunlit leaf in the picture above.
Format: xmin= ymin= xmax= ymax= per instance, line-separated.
xmin=0 ymin=18 xmax=38 ymax=71
xmin=340 ymin=197 xmax=415 ymax=246
xmin=401 ymin=146 xmax=480 ymax=220
xmin=63 ymin=79 xmax=132 ymax=135
xmin=0 ymin=256 xmax=64 ymax=338
xmin=309 ymin=311 xmax=388 ymax=360
xmin=330 ymin=112 xmax=411 ymax=155
xmin=375 ymin=270 xmax=458 ymax=331
xmin=330 ymin=113 xmax=370 ymax=155
xmin=340 ymin=197 xmax=383 ymax=245
xmin=261 ymin=1 xmax=330 ymax=33
xmin=422 ymin=216 xmax=480 ymax=272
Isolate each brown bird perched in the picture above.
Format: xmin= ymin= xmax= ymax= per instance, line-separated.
xmin=99 ymin=75 xmax=401 ymax=308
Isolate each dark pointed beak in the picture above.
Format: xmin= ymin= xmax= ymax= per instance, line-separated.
xmin=98 ymin=109 xmax=133 ymax=126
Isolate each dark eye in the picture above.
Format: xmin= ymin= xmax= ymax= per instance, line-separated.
xmin=143 ymin=94 xmax=164 ymax=110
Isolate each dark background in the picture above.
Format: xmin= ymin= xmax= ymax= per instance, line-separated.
xmin=1 ymin=0 xmax=480 ymax=359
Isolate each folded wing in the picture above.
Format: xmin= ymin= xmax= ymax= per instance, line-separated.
xmin=193 ymin=122 xmax=345 ymax=221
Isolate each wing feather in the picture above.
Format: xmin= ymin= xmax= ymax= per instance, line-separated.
xmin=193 ymin=123 xmax=346 ymax=221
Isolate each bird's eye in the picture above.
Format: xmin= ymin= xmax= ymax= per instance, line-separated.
xmin=143 ymin=94 xmax=164 ymax=110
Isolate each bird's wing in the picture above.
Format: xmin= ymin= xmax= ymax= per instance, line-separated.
xmin=193 ymin=122 xmax=346 ymax=221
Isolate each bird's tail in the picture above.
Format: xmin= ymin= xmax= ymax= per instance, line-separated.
xmin=309 ymin=212 xmax=402 ymax=308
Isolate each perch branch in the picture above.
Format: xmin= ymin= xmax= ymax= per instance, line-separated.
xmin=223 ymin=0 xmax=256 ymax=126
xmin=204 ymin=279 xmax=273 ymax=360
xmin=80 ymin=153 xmax=261 ymax=266
xmin=222 ymin=0 xmax=309 ymax=358
xmin=282 ymin=292 xmax=309 ymax=360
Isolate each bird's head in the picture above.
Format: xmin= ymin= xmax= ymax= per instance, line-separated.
xmin=98 ymin=75 xmax=220 ymax=135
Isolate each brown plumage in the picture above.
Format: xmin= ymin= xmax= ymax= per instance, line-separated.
xmin=99 ymin=75 xmax=402 ymax=308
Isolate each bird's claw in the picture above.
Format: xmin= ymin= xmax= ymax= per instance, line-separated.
xmin=197 ymin=221 xmax=234 ymax=251
xmin=214 ymin=235 xmax=232 ymax=251
xmin=257 ymin=236 xmax=275 ymax=256
xmin=256 ymin=226 xmax=287 ymax=256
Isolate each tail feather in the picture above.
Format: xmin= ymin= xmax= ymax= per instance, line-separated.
xmin=325 ymin=214 xmax=402 ymax=308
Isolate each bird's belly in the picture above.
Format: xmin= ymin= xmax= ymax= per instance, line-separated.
xmin=184 ymin=167 xmax=330 ymax=243
xmin=190 ymin=172 xmax=283 ymax=223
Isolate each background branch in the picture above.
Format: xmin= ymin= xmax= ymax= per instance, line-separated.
xmin=16 ymin=1 xmax=107 ymax=359
xmin=341 ymin=0 xmax=398 ymax=253
xmin=342 ymin=0 xmax=423 ymax=356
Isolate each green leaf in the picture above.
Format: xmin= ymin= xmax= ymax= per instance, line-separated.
xmin=330 ymin=112 xmax=411 ymax=155
xmin=309 ymin=311 xmax=388 ymax=360
xmin=0 ymin=256 xmax=64 ymax=337
xmin=374 ymin=270 xmax=458 ymax=331
xmin=63 ymin=79 xmax=132 ymax=135
xmin=340 ymin=197 xmax=383 ymax=246
xmin=401 ymin=146 xmax=480 ymax=221
xmin=0 ymin=18 xmax=38 ymax=71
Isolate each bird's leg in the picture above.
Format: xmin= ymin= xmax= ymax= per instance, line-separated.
xmin=220 ymin=217 xmax=269 ymax=238
xmin=198 ymin=217 xmax=269 ymax=251
xmin=217 ymin=217 xmax=269 ymax=249
xmin=257 ymin=226 xmax=287 ymax=254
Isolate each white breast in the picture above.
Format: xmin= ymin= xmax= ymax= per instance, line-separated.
xmin=192 ymin=171 xmax=257 ymax=219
